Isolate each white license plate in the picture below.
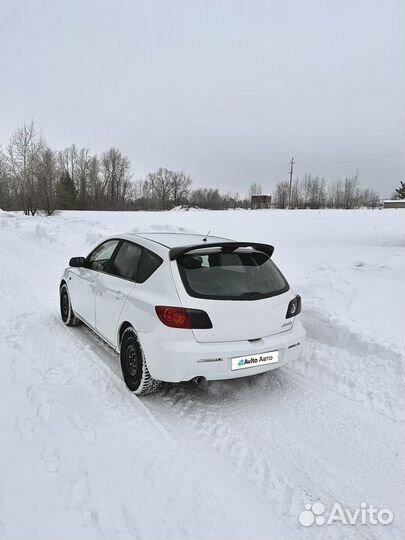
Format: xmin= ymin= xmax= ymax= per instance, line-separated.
xmin=231 ymin=350 xmax=279 ymax=371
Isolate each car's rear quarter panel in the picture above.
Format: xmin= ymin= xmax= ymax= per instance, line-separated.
xmin=117 ymin=253 xmax=183 ymax=339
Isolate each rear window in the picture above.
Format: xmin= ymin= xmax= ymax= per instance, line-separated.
xmin=177 ymin=250 xmax=289 ymax=300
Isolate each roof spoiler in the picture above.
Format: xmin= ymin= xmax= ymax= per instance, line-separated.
xmin=169 ymin=242 xmax=275 ymax=261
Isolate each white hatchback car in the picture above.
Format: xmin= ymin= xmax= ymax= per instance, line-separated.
xmin=60 ymin=233 xmax=305 ymax=394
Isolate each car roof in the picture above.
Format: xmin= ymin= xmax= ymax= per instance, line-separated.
xmin=122 ymin=232 xmax=231 ymax=248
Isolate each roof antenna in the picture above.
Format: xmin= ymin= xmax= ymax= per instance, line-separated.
xmin=202 ymin=230 xmax=210 ymax=242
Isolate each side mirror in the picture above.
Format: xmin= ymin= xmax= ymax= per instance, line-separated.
xmin=69 ymin=256 xmax=86 ymax=268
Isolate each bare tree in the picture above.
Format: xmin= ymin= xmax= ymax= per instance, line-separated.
xmin=87 ymin=155 xmax=101 ymax=209
xmin=6 ymin=121 xmax=44 ymax=215
xmin=290 ymin=178 xmax=302 ymax=208
xmin=0 ymin=146 xmax=10 ymax=209
xmin=230 ymin=191 xmax=240 ymax=209
xmin=274 ymin=181 xmax=289 ymax=209
xmin=101 ymin=148 xmax=131 ymax=208
xmin=171 ymin=171 xmax=192 ymax=206
xmin=190 ymin=187 xmax=224 ymax=209
xmin=147 ymin=168 xmax=174 ymax=210
xmin=307 ymin=175 xmax=327 ymax=208
xmin=303 ymin=175 xmax=328 ymax=208
xmin=343 ymin=173 xmax=359 ymax=209
xmin=328 ymin=179 xmax=344 ymax=208
xmin=35 ymin=147 xmax=58 ymax=215
xmin=248 ymin=182 xmax=263 ymax=197
xmin=58 ymin=145 xmax=79 ymax=192
xmin=316 ymin=177 xmax=327 ymax=208
xmin=358 ymin=188 xmax=380 ymax=208
xmin=1 ymin=121 xmax=384 ymax=213
xmin=58 ymin=145 xmax=91 ymax=208
xmin=77 ymin=148 xmax=90 ymax=209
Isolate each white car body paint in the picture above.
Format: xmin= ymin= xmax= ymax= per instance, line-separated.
xmin=61 ymin=232 xmax=305 ymax=383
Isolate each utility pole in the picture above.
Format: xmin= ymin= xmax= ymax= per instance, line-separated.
xmin=288 ymin=157 xmax=295 ymax=209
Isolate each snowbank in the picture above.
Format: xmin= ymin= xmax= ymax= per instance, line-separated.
xmin=0 ymin=209 xmax=404 ymax=540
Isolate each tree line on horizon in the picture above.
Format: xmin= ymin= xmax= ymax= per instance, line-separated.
xmin=271 ymin=174 xmax=381 ymax=209
xmin=0 ymin=122 xmax=385 ymax=215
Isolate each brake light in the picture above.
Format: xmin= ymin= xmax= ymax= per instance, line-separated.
xmin=155 ymin=306 xmax=212 ymax=329
xmin=286 ymin=295 xmax=301 ymax=318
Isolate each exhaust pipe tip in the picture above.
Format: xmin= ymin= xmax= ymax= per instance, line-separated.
xmin=192 ymin=376 xmax=207 ymax=386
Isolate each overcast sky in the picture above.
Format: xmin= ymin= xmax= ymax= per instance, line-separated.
xmin=1 ymin=0 xmax=404 ymax=196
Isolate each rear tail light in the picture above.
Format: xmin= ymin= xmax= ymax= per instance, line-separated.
xmin=155 ymin=306 xmax=213 ymax=329
xmin=286 ymin=295 xmax=301 ymax=318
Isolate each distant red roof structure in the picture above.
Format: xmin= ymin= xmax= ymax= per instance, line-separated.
xmin=251 ymin=194 xmax=272 ymax=209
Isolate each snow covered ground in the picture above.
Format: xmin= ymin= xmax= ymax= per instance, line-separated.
xmin=0 ymin=208 xmax=404 ymax=540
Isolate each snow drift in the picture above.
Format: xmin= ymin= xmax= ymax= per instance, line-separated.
xmin=0 ymin=209 xmax=404 ymax=540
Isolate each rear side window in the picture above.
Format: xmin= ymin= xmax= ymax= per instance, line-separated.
xmin=110 ymin=241 xmax=142 ymax=280
xmin=137 ymin=248 xmax=163 ymax=283
xmin=177 ymin=250 xmax=289 ymax=300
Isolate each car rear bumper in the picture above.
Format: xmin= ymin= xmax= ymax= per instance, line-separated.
xmin=140 ymin=318 xmax=306 ymax=382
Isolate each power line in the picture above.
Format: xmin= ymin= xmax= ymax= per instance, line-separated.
xmin=297 ymin=149 xmax=405 ymax=166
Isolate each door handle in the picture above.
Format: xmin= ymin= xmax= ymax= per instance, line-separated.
xmin=114 ymin=291 xmax=125 ymax=300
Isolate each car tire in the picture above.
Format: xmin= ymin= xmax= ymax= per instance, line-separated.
xmin=60 ymin=282 xmax=81 ymax=327
xmin=120 ymin=327 xmax=162 ymax=395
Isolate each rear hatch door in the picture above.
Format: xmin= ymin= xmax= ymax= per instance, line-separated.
xmin=170 ymin=243 xmax=293 ymax=343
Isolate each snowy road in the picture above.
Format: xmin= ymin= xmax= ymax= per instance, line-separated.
xmin=0 ymin=209 xmax=404 ymax=540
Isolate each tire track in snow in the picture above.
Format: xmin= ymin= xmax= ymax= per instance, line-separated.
xmin=0 ymin=228 xmax=287 ymax=505
xmin=1 ymin=220 xmax=403 ymax=540
xmin=295 ymin=306 xmax=405 ymax=422
xmin=0 ymin=239 xmax=104 ymax=537
xmin=142 ymin=374 xmax=400 ymax=540
xmin=1 ymin=227 xmax=280 ymax=540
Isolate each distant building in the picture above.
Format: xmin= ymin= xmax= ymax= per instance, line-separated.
xmin=251 ymin=194 xmax=272 ymax=209
xmin=383 ymin=200 xmax=405 ymax=209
